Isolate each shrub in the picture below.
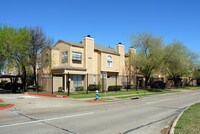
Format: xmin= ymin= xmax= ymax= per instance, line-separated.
xmin=108 ymin=85 xmax=122 ymax=92
xmin=1 ymin=80 xmax=8 ymax=85
xmin=87 ymin=84 xmax=101 ymax=91
xmin=58 ymin=87 xmax=64 ymax=92
xmin=125 ymin=84 xmax=133 ymax=89
xmin=33 ymin=85 xmax=43 ymax=92
xmin=75 ymin=86 xmax=84 ymax=91
xmin=150 ymin=81 xmax=165 ymax=89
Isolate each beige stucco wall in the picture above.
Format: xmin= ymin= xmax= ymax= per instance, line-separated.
xmin=53 ymin=42 xmax=85 ymax=68
xmin=101 ymin=53 xmax=121 ymax=73
xmin=93 ymin=51 xmax=101 ymax=74
xmin=41 ymin=48 xmax=51 ymax=74
xmin=51 ymin=49 xmax=60 ymax=69
xmin=54 ymin=42 xmax=70 ymax=66
xmin=83 ymin=37 xmax=94 ymax=74
xmin=70 ymin=46 xmax=84 ymax=68
xmin=116 ymin=45 xmax=125 ymax=75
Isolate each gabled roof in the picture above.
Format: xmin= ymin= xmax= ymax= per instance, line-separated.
xmin=54 ymin=40 xmax=119 ymax=55
xmin=94 ymin=44 xmax=118 ymax=55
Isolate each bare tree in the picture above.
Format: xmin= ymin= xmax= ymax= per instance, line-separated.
xmin=163 ymin=41 xmax=198 ymax=87
xmin=28 ymin=27 xmax=53 ymax=86
xmin=130 ymin=32 xmax=165 ymax=88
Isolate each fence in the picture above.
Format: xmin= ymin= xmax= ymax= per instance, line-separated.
xmin=37 ymin=74 xmax=52 ymax=93
xmin=38 ymin=73 xmax=199 ymax=93
xmin=37 ymin=73 xmax=139 ymax=93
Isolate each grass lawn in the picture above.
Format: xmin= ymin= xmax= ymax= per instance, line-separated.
xmin=175 ymin=102 xmax=200 ymax=134
xmin=0 ymin=104 xmax=10 ymax=107
xmin=69 ymin=89 xmax=175 ymax=99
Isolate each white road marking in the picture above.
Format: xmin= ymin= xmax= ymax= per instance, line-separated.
xmin=0 ymin=112 xmax=94 ymax=128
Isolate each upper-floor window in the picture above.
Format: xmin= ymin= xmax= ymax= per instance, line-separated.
xmin=72 ymin=52 xmax=82 ymax=61
xmin=62 ymin=51 xmax=68 ymax=63
xmin=45 ymin=53 xmax=49 ymax=63
xmin=107 ymin=55 xmax=112 ymax=67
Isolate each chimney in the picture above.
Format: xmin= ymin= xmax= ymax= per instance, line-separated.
xmin=82 ymin=35 xmax=94 ymax=74
xmin=116 ymin=42 xmax=125 ymax=55
xmin=116 ymin=42 xmax=125 ymax=75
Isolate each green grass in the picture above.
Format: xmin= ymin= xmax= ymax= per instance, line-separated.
xmin=175 ymin=102 xmax=200 ymax=134
xmin=116 ymin=90 xmax=174 ymax=99
xmin=69 ymin=89 xmax=175 ymax=99
xmin=0 ymin=104 xmax=10 ymax=107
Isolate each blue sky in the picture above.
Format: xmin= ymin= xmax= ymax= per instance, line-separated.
xmin=0 ymin=0 xmax=200 ymax=53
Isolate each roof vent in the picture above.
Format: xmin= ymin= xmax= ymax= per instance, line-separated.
xmin=87 ymin=35 xmax=91 ymax=37
xmin=118 ymin=42 xmax=122 ymax=44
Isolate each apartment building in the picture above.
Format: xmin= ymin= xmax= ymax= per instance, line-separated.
xmin=39 ymin=35 xmax=135 ymax=92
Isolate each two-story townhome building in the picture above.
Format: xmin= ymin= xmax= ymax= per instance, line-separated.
xmin=38 ymin=35 xmax=134 ymax=92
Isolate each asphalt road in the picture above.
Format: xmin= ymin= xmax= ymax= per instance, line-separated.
xmin=0 ymin=90 xmax=200 ymax=134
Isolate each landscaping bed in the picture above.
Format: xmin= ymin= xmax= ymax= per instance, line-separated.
xmin=0 ymin=98 xmax=14 ymax=110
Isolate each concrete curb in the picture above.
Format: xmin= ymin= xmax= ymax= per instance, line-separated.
xmin=0 ymin=104 xmax=15 ymax=110
xmin=169 ymin=107 xmax=189 ymax=134
xmin=24 ymin=92 xmax=68 ymax=98
xmin=84 ymin=99 xmax=106 ymax=103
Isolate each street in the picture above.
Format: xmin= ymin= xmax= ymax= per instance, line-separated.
xmin=0 ymin=90 xmax=200 ymax=134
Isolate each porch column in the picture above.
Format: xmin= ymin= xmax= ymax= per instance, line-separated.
xmin=64 ymin=73 xmax=67 ymax=92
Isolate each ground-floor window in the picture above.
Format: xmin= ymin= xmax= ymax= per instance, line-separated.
xmin=73 ymin=75 xmax=82 ymax=87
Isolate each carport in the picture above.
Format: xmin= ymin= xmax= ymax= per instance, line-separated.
xmin=0 ymin=75 xmax=24 ymax=93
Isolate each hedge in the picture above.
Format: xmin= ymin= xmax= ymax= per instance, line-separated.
xmin=87 ymin=84 xmax=101 ymax=91
xmin=58 ymin=87 xmax=64 ymax=92
xmin=75 ymin=86 xmax=84 ymax=91
xmin=108 ymin=85 xmax=122 ymax=92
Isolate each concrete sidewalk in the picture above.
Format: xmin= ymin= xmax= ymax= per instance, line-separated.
xmin=0 ymin=94 xmax=93 ymax=112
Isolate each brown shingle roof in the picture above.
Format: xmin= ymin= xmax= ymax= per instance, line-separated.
xmin=55 ymin=40 xmax=119 ymax=55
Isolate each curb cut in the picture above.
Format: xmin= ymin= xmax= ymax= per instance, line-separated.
xmin=0 ymin=104 xmax=15 ymax=110
xmin=24 ymin=92 xmax=68 ymax=98
xmin=169 ymin=107 xmax=189 ymax=134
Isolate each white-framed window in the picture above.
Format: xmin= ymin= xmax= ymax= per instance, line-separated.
xmin=62 ymin=51 xmax=68 ymax=63
xmin=72 ymin=52 xmax=82 ymax=61
xmin=107 ymin=55 xmax=112 ymax=67
xmin=73 ymin=75 xmax=82 ymax=87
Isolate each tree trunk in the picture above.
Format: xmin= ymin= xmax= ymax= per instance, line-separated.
xmin=22 ymin=66 xmax=26 ymax=92
xmin=186 ymin=77 xmax=193 ymax=86
xmin=33 ymin=65 xmax=37 ymax=86
xmin=145 ymin=76 xmax=150 ymax=89
xmin=173 ymin=77 xmax=180 ymax=87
